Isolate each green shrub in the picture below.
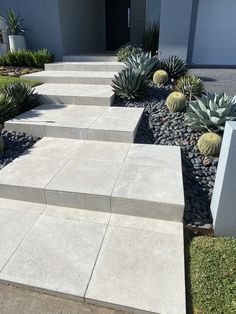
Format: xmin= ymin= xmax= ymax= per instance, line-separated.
xmin=31 ymin=49 xmax=55 ymax=68
xmin=161 ymin=56 xmax=188 ymax=81
xmin=125 ymin=51 xmax=159 ymax=77
xmin=0 ymin=49 xmax=55 ymax=68
xmin=185 ymin=93 xmax=236 ymax=133
xmin=0 ymin=94 xmax=17 ymax=126
xmin=142 ymin=22 xmax=159 ymax=56
xmin=175 ymin=75 xmax=205 ymax=100
xmin=117 ymin=44 xmax=144 ymax=62
xmin=197 ymin=132 xmax=222 ymax=157
xmin=0 ymin=82 xmax=38 ymax=113
xmin=112 ymin=68 xmax=149 ymax=100
xmin=5 ymin=8 xmax=25 ymax=35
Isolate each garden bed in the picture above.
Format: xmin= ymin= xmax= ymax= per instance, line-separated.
xmin=0 ymin=130 xmax=39 ymax=170
xmin=113 ymin=84 xmax=218 ymax=228
xmin=0 ymin=65 xmax=39 ymax=78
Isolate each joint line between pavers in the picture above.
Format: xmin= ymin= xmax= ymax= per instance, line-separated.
xmin=84 ymin=214 xmax=112 ymax=300
xmin=0 ymin=204 xmax=47 ymax=274
xmin=43 ymin=158 xmax=73 ymax=206
xmin=87 ymin=107 xmax=108 ymax=129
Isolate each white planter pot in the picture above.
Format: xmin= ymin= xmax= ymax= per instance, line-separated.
xmin=0 ymin=44 xmax=7 ymax=56
xmin=9 ymin=35 xmax=26 ymax=52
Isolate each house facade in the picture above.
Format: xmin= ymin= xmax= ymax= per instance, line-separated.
xmin=0 ymin=0 xmax=235 ymax=66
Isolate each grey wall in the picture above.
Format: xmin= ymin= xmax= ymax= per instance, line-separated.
xmin=0 ymin=0 xmax=63 ymax=59
xmin=159 ymin=0 xmax=193 ymax=60
xmin=58 ymin=0 xmax=106 ymax=55
xmin=130 ymin=0 xmax=146 ymax=46
xmin=146 ymin=0 xmax=161 ymax=26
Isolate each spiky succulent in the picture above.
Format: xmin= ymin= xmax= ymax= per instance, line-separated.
xmin=0 ymin=94 xmax=17 ymax=126
xmin=117 ymin=44 xmax=144 ymax=62
xmin=166 ymin=92 xmax=187 ymax=113
xmin=185 ymin=93 xmax=236 ymax=133
xmin=175 ymin=75 xmax=205 ymax=100
xmin=161 ymin=56 xmax=188 ymax=81
xmin=0 ymin=137 xmax=4 ymax=155
xmin=111 ymin=68 xmax=149 ymax=100
xmin=125 ymin=51 xmax=159 ymax=77
xmin=153 ymin=70 xmax=169 ymax=86
xmin=0 ymin=82 xmax=38 ymax=114
xmin=197 ymin=133 xmax=222 ymax=157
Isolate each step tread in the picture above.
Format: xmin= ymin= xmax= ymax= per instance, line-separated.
xmin=23 ymin=70 xmax=118 ymax=79
xmin=0 ymin=137 xmax=185 ymax=220
xmin=0 ymin=198 xmax=185 ymax=314
xmin=5 ymin=104 xmax=143 ymax=142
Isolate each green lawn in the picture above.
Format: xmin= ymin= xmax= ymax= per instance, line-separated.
xmin=0 ymin=76 xmax=41 ymax=88
xmin=185 ymin=231 xmax=236 ymax=314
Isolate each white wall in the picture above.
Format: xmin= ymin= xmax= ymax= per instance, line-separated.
xmin=58 ymin=0 xmax=106 ymax=55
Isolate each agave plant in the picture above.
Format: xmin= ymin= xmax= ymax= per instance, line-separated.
xmin=125 ymin=51 xmax=159 ymax=77
xmin=111 ymin=68 xmax=149 ymax=100
xmin=185 ymin=93 xmax=236 ymax=133
xmin=5 ymin=9 xmax=25 ymax=35
xmin=161 ymin=56 xmax=188 ymax=81
xmin=175 ymin=75 xmax=205 ymax=100
xmin=0 ymin=82 xmax=38 ymax=113
xmin=0 ymin=94 xmax=17 ymax=126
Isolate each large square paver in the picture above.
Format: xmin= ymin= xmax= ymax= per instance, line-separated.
xmin=0 ymin=157 xmax=66 ymax=203
xmin=45 ymin=159 xmax=122 ymax=211
xmin=86 ymin=222 xmax=185 ymax=314
xmin=0 ymin=207 xmax=41 ymax=271
xmin=0 ymin=215 xmax=107 ymax=299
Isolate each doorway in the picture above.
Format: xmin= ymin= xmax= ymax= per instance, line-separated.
xmin=106 ymin=0 xmax=131 ymax=51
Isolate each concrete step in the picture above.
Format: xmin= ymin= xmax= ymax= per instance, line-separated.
xmin=0 ymin=198 xmax=186 ymax=314
xmin=22 ymin=70 xmax=117 ymax=85
xmin=63 ymin=54 xmax=118 ymax=62
xmin=5 ymin=104 xmax=143 ymax=143
xmin=34 ymin=83 xmax=115 ymax=106
xmin=45 ymin=61 xmax=125 ymax=72
xmin=0 ymin=138 xmax=185 ymax=221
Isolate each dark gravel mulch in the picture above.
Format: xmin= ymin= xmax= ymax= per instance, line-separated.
xmin=0 ymin=66 xmax=39 ymax=77
xmin=0 ymin=130 xmax=39 ymax=170
xmin=113 ymin=84 xmax=218 ymax=227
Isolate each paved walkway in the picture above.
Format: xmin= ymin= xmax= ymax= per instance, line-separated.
xmin=190 ymin=68 xmax=236 ymax=96
xmin=0 ymin=56 xmax=186 ymax=314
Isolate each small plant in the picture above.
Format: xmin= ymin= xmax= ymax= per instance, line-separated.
xmin=161 ymin=56 xmax=188 ymax=81
xmin=125 ymin=51 xmax=159 ymax=77
xmin=0 ymin=137 xmax=4 ymax=155
xmin=5 ymin=9 xmax=25 ymax=35
xmin=31 ymin=49 xmax=55 ymax=68
xmin=198 ymin=132 xmax=222 ymax=157
xmin=142 ymin=22 xmax=159 ymax=56
xmin=166 ymin=92 xmax=187 ymax=113
xmin=112 ymin=68 xmax=149 ymax=100
xmin=185 ymin=93 xmax=236 ymax=133
xmin=175 ymin=75 xmax=205 ymax=100
xmin=117 ymin=44 xmax=144 ymax=62
xmin=153 ymin=70 xmax=169 ymax=86
xmin=0 ymin=94 xmax=17 ymax=126
xmin=0 ymin=82 xmax=38 ymax=113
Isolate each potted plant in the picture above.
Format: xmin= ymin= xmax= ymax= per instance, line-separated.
xmin=5 ymin=9 xmax=26 ymax=52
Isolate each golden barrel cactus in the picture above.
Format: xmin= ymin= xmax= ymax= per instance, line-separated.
xmin=166 ymin=92 xmax=187 ymax=113
xmin=197 ymin=132 xmax=222 ymax=157
xmin=153 ymin=70 xmax=169 ymax=86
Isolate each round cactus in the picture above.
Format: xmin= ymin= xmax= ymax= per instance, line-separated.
xmin=166 ymin=92 xmax=187 ymax=113
xmin=197 ymin=133 xmax=222 ymax=157
xmin=153 ymin=70 xmax=169 ymax=86
xmin=0 ymin=138 xmax=4 ymax=156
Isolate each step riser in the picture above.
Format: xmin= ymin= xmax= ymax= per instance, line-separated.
xmin=63 ymin=56 xmax=118 ymax=62
xmin=5 ymin=122 xmax=135 ymax=143
xmin=0 ymin=186 xmax=184 ymax=222
xmin=45 ymin=64 xmax=125 ymax=72
xmin=37 ymin=94 xmax=114 ymax=106
xmin=24 ymin=76 xmax=114 ymax=85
